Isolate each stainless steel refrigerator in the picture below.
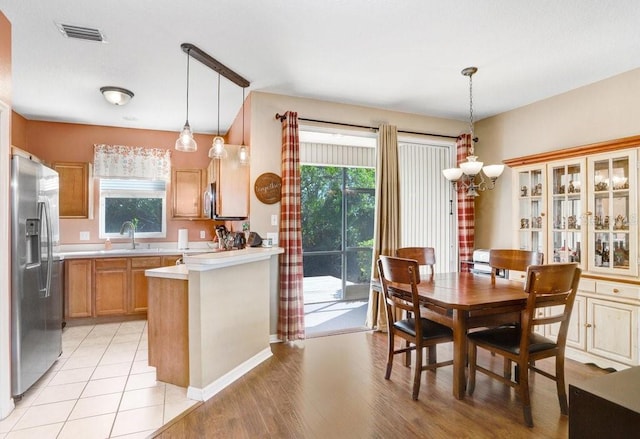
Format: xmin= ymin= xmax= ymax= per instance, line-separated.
xmin=10 ymin=153 xmax=63 ymax=397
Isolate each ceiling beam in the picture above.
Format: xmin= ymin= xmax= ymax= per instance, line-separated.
xmin=181 ymin=43 xmax=250 ymax=88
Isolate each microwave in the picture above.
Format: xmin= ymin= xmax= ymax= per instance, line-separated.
xmin=203 ymin=183 xmax=248 ymax=221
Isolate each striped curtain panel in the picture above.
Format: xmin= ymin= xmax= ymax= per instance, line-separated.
xmin=457 ymin=134 xmax=474 ymax=271
xmin=278 ymin=111 xmax=305 ymax=341
xmin=365 ymin=124 xmax=400 ymax=331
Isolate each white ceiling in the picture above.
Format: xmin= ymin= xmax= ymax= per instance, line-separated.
xmin=2 ymin=1 xmax=640 ymax=136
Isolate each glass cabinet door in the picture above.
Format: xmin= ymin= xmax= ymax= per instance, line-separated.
xmin=548 ymin=160 xmax=586 ymax=267
xmin=587 ymin=151 xmax=637 ymax=276
xmin=514 ymin=166 xmax=546 ymax=254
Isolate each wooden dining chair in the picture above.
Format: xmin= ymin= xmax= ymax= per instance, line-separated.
xmin=377 ymin=256 xmax=453 ymax=400
xmin=396 ymin=247 xmax=438 ymax=367
xmin=467 ymin=263 xmax=581 ymax=427
xmin=396 ymin=247 xmax=436 ymax=279
xmin=489 ymin=249 xmax=544 ymax=284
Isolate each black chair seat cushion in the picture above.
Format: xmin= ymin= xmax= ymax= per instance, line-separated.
xmin=394 ymin=318 xmax=453 ymax=340
xmin=468 ymin=326 xmax=557 ymax=355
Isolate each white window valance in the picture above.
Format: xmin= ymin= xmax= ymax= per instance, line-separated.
xmin=93 ymin=144 xmax=171 ymax=181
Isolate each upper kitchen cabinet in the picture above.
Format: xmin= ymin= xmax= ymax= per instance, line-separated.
xmin=206 ymin=144 xmax=249 ymax=219
xmin=171 ymin=168 xmax=208 ymax=219
xmin=54 ymin=162 xmax=92 ymax=218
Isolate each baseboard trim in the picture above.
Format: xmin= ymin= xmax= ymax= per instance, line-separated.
xmin=186 ymin=348 xmax=273 ymax=402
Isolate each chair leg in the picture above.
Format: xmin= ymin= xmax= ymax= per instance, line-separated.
xmin=404 ymin=340 xmax=411 ymax=367
xmin=519 ymin=363 xmax=533 ymax=428
xmin=556 ymin=354 xmax=568 ymax=415
xmin=385 ymin=333 xmax=395 ymax=380
xmin=503 ymin=358 xmax=512 ymax=379
xmin=412 ymin=346 xmax=423 ymax=400
xmin=467 ymin=342 xmax=477 ymax=395
xmin=427 ymin=346 xmax=437 ymax=366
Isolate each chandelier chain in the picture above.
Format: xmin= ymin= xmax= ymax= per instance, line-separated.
xmin=468 ymin=71 xmax=475 ymax=155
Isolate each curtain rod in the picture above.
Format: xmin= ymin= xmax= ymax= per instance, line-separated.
xmin=274 ymin=113 xmax=460 ymax=140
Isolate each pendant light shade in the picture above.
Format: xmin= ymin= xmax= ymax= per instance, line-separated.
xmin=209 ymin=73 xmax=227 ymax=159
xmin=238 ymin=87 xmax=250 ymax=165
xmin=175 ymin=48 xmax=197 ymax=152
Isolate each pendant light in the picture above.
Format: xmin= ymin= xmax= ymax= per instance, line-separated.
xmin=175 ymin=48 xmax=197 ymax=152
xmin=208 ymin=73 xmax=227 ymax=159
xmin=238 ymin=87 xmax=250 ymax=165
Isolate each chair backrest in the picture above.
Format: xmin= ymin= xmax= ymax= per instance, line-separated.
xmin=377 ymin=256 xmax=422 ymax=334
xmin=521 ymin=263 xmax=581 ymax=350
xmin=489 ymin=249 xmax=544 ymax=284
xmin=396 ymin=247 xmax=435 ymax=278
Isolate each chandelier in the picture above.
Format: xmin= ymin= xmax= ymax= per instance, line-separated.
xmin=442 ymin=67 xmax=504 ymax=197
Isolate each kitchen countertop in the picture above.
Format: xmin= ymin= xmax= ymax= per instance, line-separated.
xmin=58 ymin=247 xmax=213 ymax=259
xmin=145 ymin=246 xmax=284 ymax=278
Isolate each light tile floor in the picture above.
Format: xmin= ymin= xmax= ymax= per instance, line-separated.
xmin=0 ymin=321 xmax=198 ymax=439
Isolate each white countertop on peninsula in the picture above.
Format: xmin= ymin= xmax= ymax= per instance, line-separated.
xmin=145 ymin=246 xmax=284 ymax=279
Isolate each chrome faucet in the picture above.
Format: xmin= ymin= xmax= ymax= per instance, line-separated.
xmin=119 ymin=221 xmax=137 ymax=249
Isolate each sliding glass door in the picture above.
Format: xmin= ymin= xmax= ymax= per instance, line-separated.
xmin=301 ymin=166 xmax=375 ymax=304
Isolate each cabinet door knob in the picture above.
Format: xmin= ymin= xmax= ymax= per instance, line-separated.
xmin=613 ymin=288 xmax=620 ymax=293
xmin=540 ymin=212 xmax=545 ymax=217
xmin=585 ymin=323 xmax=593 ymax=328
xmin=586 ymin=211 xmax=593 ymax=216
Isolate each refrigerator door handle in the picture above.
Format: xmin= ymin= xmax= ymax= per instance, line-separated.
xmin=38 ymin=200 xmax=53 ymax=298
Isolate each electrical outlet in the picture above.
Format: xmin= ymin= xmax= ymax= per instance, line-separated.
xmin=79 ymin=231 xmax=90 ymax=241
xmin=271 ymin=214 xmax=278 ymax=226
xmin=200 ymin=230 xmax=206 ymax=239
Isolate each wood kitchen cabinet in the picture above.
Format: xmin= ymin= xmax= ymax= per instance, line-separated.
xmin=172 ymin=168 xmax=207 ymax=219
xmin=207 ymin=145 xmax=250 ymax=219
xmin=94 ymin=258 xmax=128 ymax=316
xmin=65 ymin=254 xmax=186 ymax=321
xmin=129 ymin=256 xmax=162 ymax=314
xmin=65 ymin=259 xmax=93 ymax=318
xmin=54 ymin=162 xmax=91 ymax=218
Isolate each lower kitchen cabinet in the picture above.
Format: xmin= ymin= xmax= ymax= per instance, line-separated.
xmin=65 ymin=259 xmax=93 ymax=318
xmin=95 ymin=258 xmax=128 ymax=316
xmin=130 ymin=256 xmax=162 ymax=314
xmin=65 ymin=254 xmax=184 ymax=320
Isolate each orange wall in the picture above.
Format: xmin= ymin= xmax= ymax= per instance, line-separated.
xmin=18 ymin=119 xmax=223 ymax=245
xmin=10 ymin=111 xmax=26 ymax=148
xmin=0 ymin=13 xmax=10 ymax=105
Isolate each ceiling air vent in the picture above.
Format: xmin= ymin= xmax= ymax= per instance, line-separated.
xmin=56 ymin=23 xmax=106 ymax=42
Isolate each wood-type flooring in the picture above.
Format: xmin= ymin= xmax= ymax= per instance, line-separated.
xmin=151 ymin=330 xmax=610 ymax=439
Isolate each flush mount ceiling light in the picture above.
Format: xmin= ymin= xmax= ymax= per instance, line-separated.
xmin=209 ymin=72 xmax=227 ymax=159
xmin=175 ymin=47 xmax=197 ymax=152
xmin=100 ymin=86 xmax=134 ymax=106
xmin=442 ymin=67 xmax=504 ymax=197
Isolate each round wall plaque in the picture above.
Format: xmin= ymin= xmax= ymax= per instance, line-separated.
xmin=254 ymin=172 xmax=282 ymax=204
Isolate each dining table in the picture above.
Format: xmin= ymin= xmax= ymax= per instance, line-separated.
xmin=372 ymin=271 xmax=529 ymax=400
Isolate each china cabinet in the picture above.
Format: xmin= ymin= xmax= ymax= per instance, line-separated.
xmin=505 ymin=135 xmax=640 ymax=370
xmin=513 ymin=164 xmax=546 ymax=255
xmin=587 ymin=151 xmax=637 ymax=276
xmin=548 ymin=159 xmax=586 ymax=268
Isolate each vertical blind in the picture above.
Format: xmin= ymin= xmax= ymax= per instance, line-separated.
xmin=398 ymin=141 xmax=456 ymax=273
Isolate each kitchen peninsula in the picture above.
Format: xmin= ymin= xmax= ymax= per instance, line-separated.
xmin=145 ymin=246 xmax=283 ymax=402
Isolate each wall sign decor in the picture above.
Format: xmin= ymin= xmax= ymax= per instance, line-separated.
xmin=254 ymin=172 xmax=282 ymax=204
